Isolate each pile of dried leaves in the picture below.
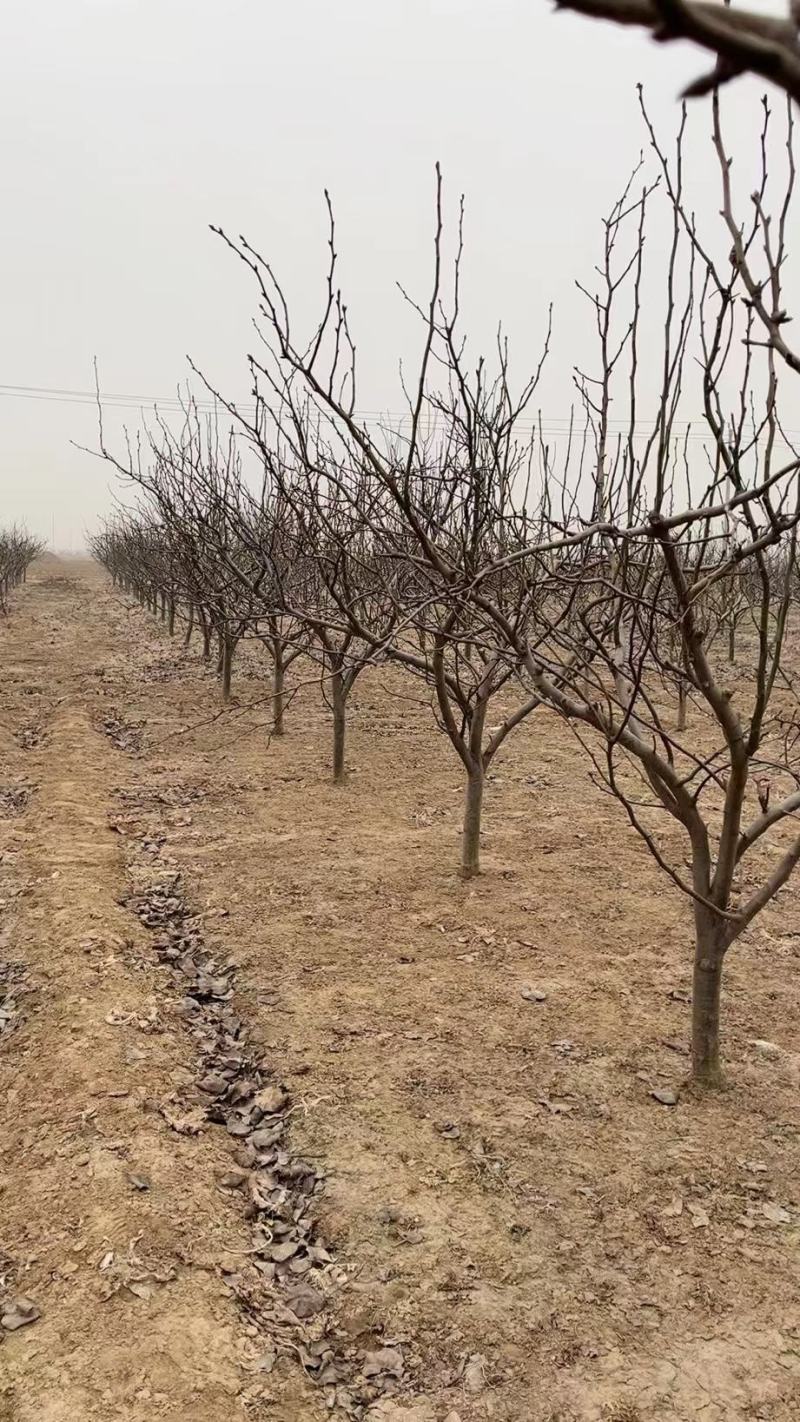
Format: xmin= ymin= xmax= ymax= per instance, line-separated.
xmin=0 ymin=784 xmax=34 ymax=817
xmin=123 ymin=848 xmax=414 ymax=1418
xmin=96 ymin=710 xmax=144 ymax=755
xmin=13 ymin=724 xmax=46 ymax=750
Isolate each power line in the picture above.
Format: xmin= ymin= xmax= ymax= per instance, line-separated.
xmin=1 ymin=381 xmax=799 ymax=445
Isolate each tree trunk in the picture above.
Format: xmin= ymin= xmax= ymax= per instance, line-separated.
xmin=160 ymin=591 xmax=167 ymax=621
xmin=677 ymin=680 xmax=687 ymax=732
xmin=167 ymin=599 xmax=176 ymax=635
xmin=201 ymin=614 xmax=212 ymax=661
xmin=728 ymin=621 xmax=736 ymax=664
xmin=184 ymin=602 xmax=194 ymax=647
xmin=272 ymin=646 xmax=285 ymax=736
xmin=460 ymin=762 xmax=484 ymax=879
xmin=220 ymin=634 xmax=234 ymax=703
xmin=691 ymin=926 xmax=726 ymax=1086
xmin=332 ymin=670 xmax=346 ymax=783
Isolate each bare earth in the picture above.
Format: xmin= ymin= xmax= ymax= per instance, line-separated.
xmin=1 ymin=558 xmax=799 ymax=1422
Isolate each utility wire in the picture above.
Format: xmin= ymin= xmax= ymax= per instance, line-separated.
xmin=2 ymin=381 xmax=800 ymax=444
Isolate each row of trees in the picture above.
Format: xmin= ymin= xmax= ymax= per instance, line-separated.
xmin=91 ymin=97 xmax=800 ymax=1090
xmin=0 ymin=526 xmax=42 ymax=612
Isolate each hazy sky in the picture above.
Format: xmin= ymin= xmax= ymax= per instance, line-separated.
xmin=0 ymin=0 xmax=790 ymax=547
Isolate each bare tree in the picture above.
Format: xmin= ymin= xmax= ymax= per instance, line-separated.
xmin=0 ymin=526 xmax=43 ymax=612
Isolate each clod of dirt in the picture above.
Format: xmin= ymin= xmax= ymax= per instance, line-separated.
xmin=762 ymin=1202 xmax=791 ymax=1225
xmin=1 ymin=1296 xmax=40 ymax=1332
xmin=651 ymin=1087 xmax=680 ymax=1106
xmin=366 ymin=1403 xmax=435 ymax=1422
xmin=750 ymin=1039 xmax=781 ymax=1059
xmin=437 ymin=1122 xmax=461 ymax=1140
xmin=127 ymin=1173 xmax=150 ymax=1191
xmin=161 ymin=1104 xmax=206 ymax=1136
xmin=687 ymin=1201 xmax=710 ymax=1228
xmin=520 ymin=986 xmax=547 ymax=1003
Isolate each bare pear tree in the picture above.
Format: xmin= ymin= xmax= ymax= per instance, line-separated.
xmin=202 ymin=181 xmax=570 ymax=873
xmin=478 ymin=106 xmax=800 ymax=1085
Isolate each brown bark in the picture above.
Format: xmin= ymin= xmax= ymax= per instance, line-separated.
xmin=332 ymin=669 xmax=346 ymax=783
xmin=691 ymin=913 xmax=727 ymax=1086
xmin=677 ymin=680 xmax=687 ymax=732
xmin=272 ymin=645 xmax=285 ymax=736
xmin=461 ymin=762 xmax=484 ymax=879
xmin=220 ymin=633 xmax=234 ymax=703
xmin=184 ymin=602 xmax=194 ymax=647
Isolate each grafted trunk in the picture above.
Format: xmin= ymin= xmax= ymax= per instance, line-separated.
xmin=460 ymin=761 xmax=484 ymax=879
xmin=332 ymin=669 xmax=346 ymax=783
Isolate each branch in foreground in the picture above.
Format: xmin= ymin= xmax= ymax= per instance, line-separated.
xmin=553 ymin=0 xmax=800 ymax=102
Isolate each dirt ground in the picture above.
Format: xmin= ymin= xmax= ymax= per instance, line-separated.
xmin=1 ymin=557 xmax=799 ymax=1422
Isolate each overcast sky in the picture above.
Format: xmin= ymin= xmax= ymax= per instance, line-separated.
xmin=0 ymin=0 xmax=790 ymax=548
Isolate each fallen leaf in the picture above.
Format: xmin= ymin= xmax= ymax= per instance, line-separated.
xmin=127 ymin=1281 xmax=153 ymax=1301
xmin=363 ymin=1346 xmax=404 ymax=1379
xmin=464 ymin=1352 xmax=487 ymax=1393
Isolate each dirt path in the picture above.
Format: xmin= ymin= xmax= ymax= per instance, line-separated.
xmin=2 ymin=563 xmax=800 ymax=1422
xmin=0 ymin=572 xmax=255 ymax=1421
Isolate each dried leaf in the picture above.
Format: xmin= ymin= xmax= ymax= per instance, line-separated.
xmin=254 ymin=1085 xmax=287 ymax=1115
xmin=127 ymin=1281 xmax=154 ymax=1300
xmin=464 ymin=1353 xmax=487 ymax=1393
xmin=363 ymin=1346 xmax=404 ymax=1379
xmin=270 ymin=1241 xmax=299 ymax=1263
